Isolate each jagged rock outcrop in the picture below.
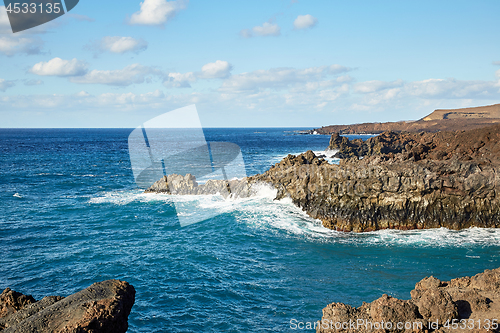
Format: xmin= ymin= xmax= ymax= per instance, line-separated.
xmin=145 ymin=124 xmax=500 ymax=232
xmin=144 ymin=174 xmax=253 ymax=198
xmin=0 ymin=280 xmax=135 ymax=333
xmin=329 ymin=125 xmax=500 ymax=162
xmin=0 ymin=288 xmax=36 ymax=320
xmin=252 ymin=148 xmax=500 ymax=231
xmin=328 ymin=131 xmax=412 ymax=159
xmin=317 ymin=267 xmax=500 ymax=333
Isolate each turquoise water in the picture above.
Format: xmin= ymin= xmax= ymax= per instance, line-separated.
xmin=1 ymin=128 xmax=499 ymax=332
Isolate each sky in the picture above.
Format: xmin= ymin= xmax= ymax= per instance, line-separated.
xmin=0 ymin=0 xmax=500 ymax=128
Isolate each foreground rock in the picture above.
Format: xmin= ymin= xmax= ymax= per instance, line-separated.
xmin=314 ymin=103 xmax=500 ymax=135
xmin=0 ymin=280 xmax=135 ymax=333
xmin=318 ymin=267 xmax=500 ymax=332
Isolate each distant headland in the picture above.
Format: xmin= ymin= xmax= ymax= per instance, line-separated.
xmin=313 ymin=103 xmax=500 ymax=135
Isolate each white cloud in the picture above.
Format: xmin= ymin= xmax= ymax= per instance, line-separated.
xmin=346 ymin=76 xmax=500 ymax=114
xmin=0 ymin=36 xmax=44 ymax=56
xmin=337 ymin=75 xmax=353 ymax=83
xmin=31 ymin=58 xmax=88 ymax=77
xmin=252 ymin=22 xmax=280 ymax=37
xmin=97 ymin=90 xmax=166 ymax=106
xmin=164 ymin=72 xmax=196 ymax=88
xmin=406 ymin=78 xmax=499 ymax=99
xmin=293 ymin=14 xmax=318 ymax=30
xmin=163 ymin=60 xmax=233 ymax=88
xmin=496 ymin=69 xmax=500 ymax=79
xmin=0 ymin=79 xmax=15 ymax=91
xmin=128 ymin=0 xmax=187 ymax=26
xmin=99 ymin=36 xmax=148 ymax=54
xmin=354 ymin=80 xmax=403 ymax=93
xmin=200 ymin=60 xmax=232 ymax=79
xmin=0 ymin=90 xmax=170 ymax=112
xmin=24 ymin=79 xmax=44 ymax=86
xmin=70 ymin=64 xmax=162 ymax=86
xmin=240 ymin=20 xmax=281 ymax=38
xmin=220 ymin=65 xmax=352 ymax=93
xmin=329 ymin=64 xmax=352 ymax=74
xmin=493 ymin=61 xmax=500 ymax=66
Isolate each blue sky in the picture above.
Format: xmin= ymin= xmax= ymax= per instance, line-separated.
xmin=1 ymin=0 xmax=500 ymax=127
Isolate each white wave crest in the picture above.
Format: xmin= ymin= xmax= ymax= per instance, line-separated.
xmin=89 ymin=189 xmax=500 ymax=247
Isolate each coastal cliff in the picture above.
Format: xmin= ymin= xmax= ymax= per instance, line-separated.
xmin=317 ymin=267 xmax=500 ymax=333
xmin=0 ymin=280 xmax=135 ymax=333
xmin=145 ymin=124 xmax=500 ymax=232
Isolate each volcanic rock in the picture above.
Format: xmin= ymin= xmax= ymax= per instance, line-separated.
xmin=0 ymin=280 xmax=135 ymax=333
xmin=145 ymin=124 xmax=500 ymax=232
xmin=318 ymin=267 xmax=500 ymax=333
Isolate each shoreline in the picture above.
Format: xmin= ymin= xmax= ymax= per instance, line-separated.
xmin=145 ymin=123 xmax=500 ymax=233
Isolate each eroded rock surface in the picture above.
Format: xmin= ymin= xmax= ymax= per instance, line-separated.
xmin=0 ymin=280 xmax=135 ymax=333
xmin=329 ymin=125 xmax=500 ymax=162
xmin=145 ymin=125 xmax=500 ymax=232
xmin=318 ymin=267 xmax=500 ymax=333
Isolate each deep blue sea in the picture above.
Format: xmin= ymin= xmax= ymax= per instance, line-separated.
xmin=1 ymin=128 xmax=500 ymax=332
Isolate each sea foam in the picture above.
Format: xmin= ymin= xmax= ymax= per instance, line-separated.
xmin=89 ymin=189 xmax=500 ymax=248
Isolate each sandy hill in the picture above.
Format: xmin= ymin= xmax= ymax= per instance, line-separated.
xmin=315 ymin=103 xmax=500 ymax=134
xmin=422 ymin=103 xmax=500 ymax=121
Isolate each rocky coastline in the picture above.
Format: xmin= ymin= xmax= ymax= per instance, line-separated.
xmin=313 ymin=103 xmax=500 ymax=135
xmin=317 ymin=267 xmax=500 ymax=333
xmin=0 ymin=280 xmax=135 ymax=333
xmin=145 ymin=124 xmax=500 ymax=232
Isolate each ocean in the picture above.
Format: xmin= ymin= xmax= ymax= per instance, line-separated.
xmin=1 ymin=128 xmax=499 ymax=332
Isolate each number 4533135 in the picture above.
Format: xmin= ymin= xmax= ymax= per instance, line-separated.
xmin=6 ymin=2 xmax=62 ymax=14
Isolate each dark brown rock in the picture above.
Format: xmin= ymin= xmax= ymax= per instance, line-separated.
xmin=145 ymin=125 xmax=500 ymax=232
xmin=329 ymin=124 xmax=500 ymax=163
xmin=0 ymin=280 xmax=135 ymax=333
xmin=253 ymin=125 xmax=500 ymax=232
xmin=318 ymin=268 xmax=500 ymax=333
xmin=0 ymin=288 xmax=36 ymax=322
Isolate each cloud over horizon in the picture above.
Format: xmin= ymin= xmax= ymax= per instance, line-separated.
xmin=220 ymin=64 xmax=352 ymax=93
xmin=30 ymin=58 xmax=89 ymax=77
xmin=97 ymin=36 xmax=148 ymax=54
xmin=69 ymin=64 xmax=163 ymax=86
xmin=164 ymin=60 xmax=233 ymax=88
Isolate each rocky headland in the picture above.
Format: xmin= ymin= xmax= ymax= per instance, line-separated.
xmin=0 ymin=280 xmax=135 ymax=333
xmin=313 ymin=103 xmax=500 ymax=135
xmin=317 ymin=267 xmax=500 ymax=333
xmin=145 ymin=123 xmax=500 ymax=232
